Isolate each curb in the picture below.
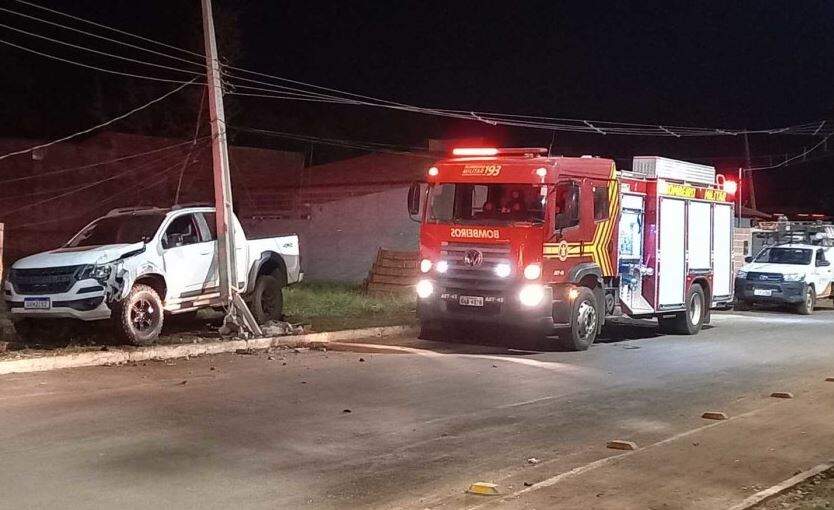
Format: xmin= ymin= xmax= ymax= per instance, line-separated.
xmin=726 ymin=462 xmax=833 ymax=510
xmin=0 ymin=324 xmax=417 ymax=376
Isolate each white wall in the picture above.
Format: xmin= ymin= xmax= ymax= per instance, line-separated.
xmin=244 ymin=187 xmax=418 ymax=282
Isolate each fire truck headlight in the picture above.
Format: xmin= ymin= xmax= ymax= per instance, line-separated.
xmin=519 ymin=284 xmax=545 ymax=307
xmin=420 ymin=259 xmax=432 ymax=273
xmin=494 ymin=263 xmax=511 ymax=278
xmin=523 ymin=263 xmax=542 ymax=280
xmin=416 ymin=279 xmax=434 ymax=299
xmin=435 ymin=260 xmax=449 ymax=273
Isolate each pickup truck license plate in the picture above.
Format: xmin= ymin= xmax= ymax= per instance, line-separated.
xmin=24 ymin=297 xmax=51 ymax=310
xmin=459 ymin=296 xmax=484 ymax=307
xmin=753 ymin=289 xmax=773 ymax=297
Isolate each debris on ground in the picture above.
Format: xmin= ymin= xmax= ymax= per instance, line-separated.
xmin=178 ymin=380 xmax=187 ymax=385
xmin=342 ymin=409 xmax=352 ymax=413
xmin=235 ymin=348 xmax=255 ymax=355
xmin=527 ymin=458 xmax=541 ymax=465
xmin=261 ymin=321 xmax=305 ymax=337
xmin=359 ymin=358 xmax=366 ymax=362
xmin=523 ymin=481 xmax=534 ymax=487
xmin=757 ymin=467 xmax=834 ymax=509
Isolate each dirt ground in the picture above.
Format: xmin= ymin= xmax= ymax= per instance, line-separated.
xmin=757 ymin=468 xmax=834 ymax=509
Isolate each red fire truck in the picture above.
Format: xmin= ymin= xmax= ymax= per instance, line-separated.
xmin=407 ymin=148 xmax=736 ymax=350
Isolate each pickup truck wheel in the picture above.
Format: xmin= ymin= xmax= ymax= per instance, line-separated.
xmin=250 ymin=275 xmax=284 ymax=324
xmin=795 ymin=285 xmax=815 ymax=315
xmin=114 ymin=284 xmax=164 ymax=345
xmin=558 ymin=286 xmax=599 ymax=351
xmin=658 ymin=283 xmax=705 ymax=335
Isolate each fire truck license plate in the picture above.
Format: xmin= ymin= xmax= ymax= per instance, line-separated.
xmin=459 ymin=296 xmax=484 ymax=307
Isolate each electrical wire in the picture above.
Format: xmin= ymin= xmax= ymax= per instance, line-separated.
xmin=0 ymin=5 xmax=205 ymax=69
xmin=0 ymin=22 xmax=205 ymax=77
xmin=0 ymin=37 xmax=203 ymax=85
xmin=746 ymin=134 xmax=833 ymax=172
xmin=0 ymin=137 xmax=210 ymax=184
xmin=15 ymin=0 xmax=206 ymax=61
xmin=0 ymin=78 xmax=197 ymax=161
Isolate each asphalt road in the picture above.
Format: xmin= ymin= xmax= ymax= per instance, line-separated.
xmin=1 ymin=306 xmax=834 ymax=509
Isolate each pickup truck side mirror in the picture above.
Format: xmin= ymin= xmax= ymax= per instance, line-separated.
xmin=744 ymin=256 xmax=753 ymax=263
xmin=407 ymin=182 xmax=421 ymax=220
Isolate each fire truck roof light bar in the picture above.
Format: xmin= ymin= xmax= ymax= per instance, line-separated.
xmin=451 ymin=147 xmax=548 ymax=157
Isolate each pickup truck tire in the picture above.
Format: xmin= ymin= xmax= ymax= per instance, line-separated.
xmin=658 ymin=283 xmax=705 ymax=335
xmin=795 ymin=285 xmax=815 ymax=315
xmin=250 ymin=275 xmax=284 ymax=324
xmin=113 ymin=284 xmax=164 ymax=345
xmin=558 ymin=286 xmax=599 ymax=351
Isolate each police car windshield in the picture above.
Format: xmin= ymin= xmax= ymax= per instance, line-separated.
xmin=754 ymin=247 xmax=812 ymax=265
xmin=428 ymin=183 xmax=544 ymax=224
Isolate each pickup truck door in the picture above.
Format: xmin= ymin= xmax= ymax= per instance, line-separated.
xmin=813 ymin=248 xmax=833 ymax=297
xmin=161 ymin=213 xmax=215 ymax=297
xmin=202 ymin=212 xmax=248 ymax=289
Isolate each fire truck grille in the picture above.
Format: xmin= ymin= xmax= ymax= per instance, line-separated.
xmin=9 ymin=265 xmax=82 ymax=295
xmin=438 ymin=242 xmax=513 ymax=292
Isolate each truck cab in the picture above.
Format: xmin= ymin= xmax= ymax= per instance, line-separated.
xmin=735 ymin=244 xmax=834 ymax=314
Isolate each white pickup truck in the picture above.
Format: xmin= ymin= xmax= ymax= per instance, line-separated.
xmin=734 ymin=243 xmax=833 ymax=314
xmin=4 ymin=205 xmax=302 ymax=344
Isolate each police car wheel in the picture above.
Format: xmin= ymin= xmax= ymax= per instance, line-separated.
xmin=795 ymin=286 xmax=815 ymax=315
xmin=558 ymin=286 xmax=598 ymax=351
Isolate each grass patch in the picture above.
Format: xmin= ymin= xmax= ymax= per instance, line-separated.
xmin=283 ymin=281 xmax=416 ymax=332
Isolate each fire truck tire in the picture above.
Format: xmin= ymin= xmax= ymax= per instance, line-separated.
xmin=113 ymin=284 xmax=164 ymax=346
xmin=658 ymin=284 xmax=705 ymax=335
xmin=795 ymin=285 xmax=815 ymax=315
xmin=558 ymin=286 xmax=599 ymax=351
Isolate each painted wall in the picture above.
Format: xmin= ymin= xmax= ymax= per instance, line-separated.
xmin=245 ymin=186 xmax=418 ymax=282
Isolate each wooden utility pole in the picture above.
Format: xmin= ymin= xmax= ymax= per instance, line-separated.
xmin=743 ymin=132 xmax=757 ymax=211
xmin=201 ymin=0 xmax=262 ymax=336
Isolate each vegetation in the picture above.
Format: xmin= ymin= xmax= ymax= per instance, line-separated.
xmin=283 ymin=282 xmax=416 ymax=332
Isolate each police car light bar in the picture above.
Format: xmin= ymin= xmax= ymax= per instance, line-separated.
xmin=451 ymin=147 xmax=548 ymax=157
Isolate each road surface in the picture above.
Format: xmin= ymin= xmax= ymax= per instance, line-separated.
xmin=1 ymin=307 xmax=834 ymax=509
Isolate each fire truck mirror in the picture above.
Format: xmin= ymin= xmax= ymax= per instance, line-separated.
xmin=407 ymin=182 xmax=421 ymax=218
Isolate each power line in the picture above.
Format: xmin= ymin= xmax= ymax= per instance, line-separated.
xmin=0 ymin=78 xmax=197 ymax=161
xmin=0 ymin=37 xmax=203 ymax=85
xmin=14 ymin=0 xmax=206 ymax=61
xmin=0 ymin=5 xmax=205 ymax=69
xmin=747 ymin=134 xmax=833 ymax=172
xmin=1 ymin=138 xmax=212 ymax=217
xmin=0 ymin=22 xmax=205 ymax=77
xmin=0 ymin=137 xmax=210 ymax=184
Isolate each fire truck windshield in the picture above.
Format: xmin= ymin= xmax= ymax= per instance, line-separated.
xmin=428 ymin=183 xmax=545 ymax=225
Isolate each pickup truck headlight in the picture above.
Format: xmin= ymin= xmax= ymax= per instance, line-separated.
xmin=79 ymin=263 xmax=113 ymax=283
xmin=783 ymin=273 xmax=805 ymax=282
xmin=736 ymin=270 xmax=747 ymax=279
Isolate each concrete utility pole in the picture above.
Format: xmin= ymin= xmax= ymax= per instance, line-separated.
xmin=201 ymin=0 xmax=262 ymax=336
xmin=743 ymin=132 xmax=757 ymax=211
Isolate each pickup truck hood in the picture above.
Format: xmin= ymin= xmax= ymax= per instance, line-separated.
xmin=741 ymin=262 xmax=809 ymax=274
xmin=12 ymin=243 xmax=146 ymax=269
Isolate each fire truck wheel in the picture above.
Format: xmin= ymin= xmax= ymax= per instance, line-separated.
xmin=659 ymin=283 xmax=706 ymax=335
xmin=558 ymin=286 xmax=599 ymax=351
xmin=795 ymin=285 xmax=815 ymax=315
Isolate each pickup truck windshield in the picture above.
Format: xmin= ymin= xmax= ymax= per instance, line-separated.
xmin=429 ymin=183 xmax=544 ymax=224
xmin=754 ymin=247 xmax=812 ymax=265
xmin=67 ymin=213 xmax=166 ymax=248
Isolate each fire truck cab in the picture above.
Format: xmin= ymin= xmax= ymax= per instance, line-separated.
xmin=408 ymin=148 xmax=735 ymax=350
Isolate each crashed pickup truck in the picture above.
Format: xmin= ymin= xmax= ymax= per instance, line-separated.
xmin=5 ymin=205 xmax=302 ymax=344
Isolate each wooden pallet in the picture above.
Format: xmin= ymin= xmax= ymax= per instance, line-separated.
xmin=364 ymin=248 xmax=419 ymax=296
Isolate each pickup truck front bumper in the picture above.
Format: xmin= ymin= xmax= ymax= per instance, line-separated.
xmin=4 ymin=279 xmax=112 ymax=321
xmin=734 ymin=277 xmax=806 ymax=304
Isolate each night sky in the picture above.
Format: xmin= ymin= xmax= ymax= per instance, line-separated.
xmin=1 ymin=0 xmax=833 ymax=212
